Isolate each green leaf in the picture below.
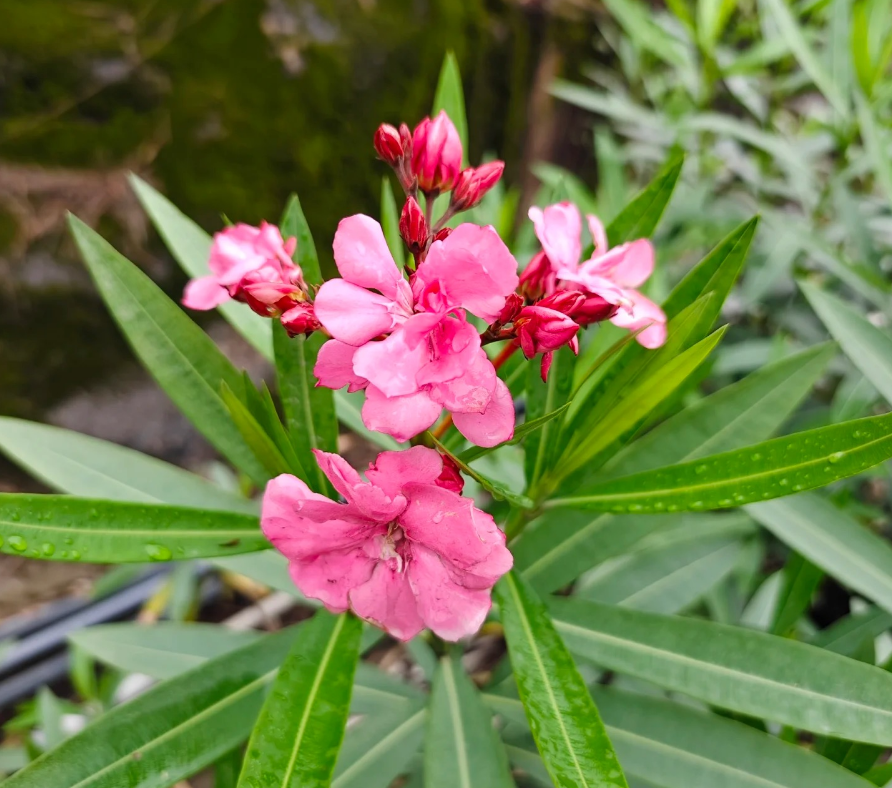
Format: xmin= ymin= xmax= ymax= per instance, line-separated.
xmin=605 ymin=152 xmax=684 ymax=245
xmin=605 ymin=342 xmax=837 ymax=478
xmin=68 ymin=215 xmax=269 ymax=486
xmin=749 ymin=494 xmax=892 ymax=618
xmin=4 ymin=628 xmax=299 ymax=788
xmin=494 ymin=571 xmax=629 ymax=788
xmin=811 ymin=607 xmax=892 ymax=656
xmin=496 ymin=687 xmax=875 ymax=788
xmin=128 ymin=174 xmax=272 ymax=359
xmin=803 ymin=283 xmax=892 ymax=404
xmin=334 ymin=390 xmax=402 ymax=451
xmin=381 ymin=177 xmax=406 ymax=269
xmin=279 ymin=193 xmax=322 ymax=283
xmin=601 ymin=0 xmax=689 ymax=65
xmin=697 ymin=0 xmax=738 ymax=53
xmin=238 ymin=612 xmax=362 ymax=788
xmin=771 ymin=552 xmax=824 ymax=636
xmin=213 ymin=550 xmax=306 ymax=598
xmin=0 ymin=494 xmax=265 ymax=563
xmin=432 ymin=52 xmax=468 ymax=165
xmin=550 ymin=597 xmax=892 ymax=744
xmin=577 ymin=536 xmax=744 ymax=615
xmin=547 ymin=411 xmax=892 ymax=513
xmin=272 ymin=324 xmax=337 ymax=490
xmin=425 ymin=656 xmax=514 ymax=788
xmin=0 ymin=417 xmax=256 ymax=514
xmin=37 ymin=688 xmax=66 ymax=751
xmin=758 ymin=0 xmax=850 ymax=116
xmin=852 ymin=1 xmax=877 ymax=96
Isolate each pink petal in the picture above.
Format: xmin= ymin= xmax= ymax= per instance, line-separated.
xmin=427 ymin=348 xmax=496 ymax=414
xmin=451 ymin=377 xmax=515 ymax=447
xmin=611 ymin=239 xmax=654 ymax=288
xmin=365 ymin=446 xmax=444 ymax=498
xmin=415 ymin=315 xmax=482 ymax=389
xmin=399 ymin=483 xmax=513 ymax=586
xmin=210 ymin=225 xmax=267 ymax=284
xmin=314 ymin=340 xmax=368 ymax=393
xmin=528 ymin=202 xmax=582 ymax=272
xmin=333 ymin=215 xmax=403 ymax=299
xmin=349 ymin=562 xmax=425 ymax=641
xmin=260 ymin=474 xmax=378 ymax=560
xmin=407 ymin=545 xmax=493 ymax=641
xmin=610 ymin=290 xmax=667 ymax=348
xmin=587 ymin=214 xmax=608 ymax=257
xmin=352 ymin=329 xmax=429 ymax=398
xmin=312 ymin=449 xmax=407 ymax=522
xmin=182 ymin=276 xmax=230 ymax=310
xmin=416 ymin=224 xmax=520 ymax=322
xmin=362 ymin=386 xmax=442 ymax=443
xmin=288 ymin=546 xmax=377 ymax=612
xmin=314 ymin=279 xmax=397 ymax=346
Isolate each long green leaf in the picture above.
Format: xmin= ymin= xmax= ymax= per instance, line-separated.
xmin=128 ymin=174 xmax=272 ymax=358
xmin=68 ymin=215 xmax=268 ymax=486
xmin=425 ymin=657 xmax=514 ymax=788
xmin=495 ymin=571 xmax=629 ymax=788
xmin=770 ymin=551 xmax=824 ymax=636
xmin=0 ymin=417 xmax=256 ymax=513
xmin=525 ymin=346 xmax=576 ymax=489
xmin=548 ymin=412 xmax=892 ymax=513
xmin=550 ymin=597 xmax=892 ymax=744
xmin=280 ymin=193 xmax=321 ymax=283
xmin=4 ymin=628 xmax=299 ymax=788
xmin=495 ymin=688 xmax=873 ymax=788
xmin=811 ymin=607 xmax=892 ymax=656
xmin=748 ymin=494 xmax=892 ymax=618
xmin=381 ymin=177 xmax=406 ymax=269
xmin=432 ymin=52 xmax=468 ymax=164
xmin=0 ymin=495 xmax=265 ymax=563
xmin=856 ymin=91 xmax=892 ymax=209
xmin=238 ymin=612 xmax=361 ymax=788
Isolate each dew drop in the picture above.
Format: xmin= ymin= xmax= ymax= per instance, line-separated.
xmin=68 ymin=550 xmax=81 ymax=561
xmin=779 ymin=478 xmax=789 ymax=487
xmin=432 ymin=512 xmax=444 ymax=524
xmin=63 ymin=538 xmax=73 ymax=546
xmin=792 ymin=484 xmax=803 ymax=491
xmin=628 ymin=504 xmax=643 ymax=513
xmin=718 ymin=499 xmax=733 ymax=507
xmin=145 ymin=543 xmax=173 ymax=561
xmin=652 ymin=502 xmax=666 ymax=511
xmin=41 ymin=543 xmax=55 ymax=557
xmin=9 ymin=511 xmax=20 ymax=522
xmin=733 ymin=494 xmax=746 ymax=503
xmin=751 ymin=452 xmax=762 ymax=461
xmin=7 ymin=536 xmax=27 ymax=552
xmin=691 ymin=501 xmax=705 ymax=510
xmin=694 ymin=465 xmax=708 ymax=475
xmin=611 ymin=505 xmax=627 ymax=514
xmin=828 ymin=451 xmax=845 ymax=464
xmin=667 ymin=504 xmax=680 ymax=512
xmin=853 ymin=430 xmax=865 ymax=439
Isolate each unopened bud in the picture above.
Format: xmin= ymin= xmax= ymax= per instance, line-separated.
xmin=498 ymin=292 xmax=523 ymax=325
xmin=280 ymin=302 xmax=321 ymax=337
xmin=518 ymin=251 xmax=554 ymax=300
xmin=434 ymin=453 xmax=464 ymax=495
xmin=373 ymin=124 xmax=404 ymax=167
xmin=412 ymin=111 xmax=463 ymax=193
xmin=433 ymin=227 xmax=452 ymax=243
xmin=450 ymin=161 xmax=504 ymax=212
xmin=400 ymin=196 xmax=428 ymax=255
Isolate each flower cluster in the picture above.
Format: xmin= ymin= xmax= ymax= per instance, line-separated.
xmin=181 ymin=110 xmax=666 ymax=641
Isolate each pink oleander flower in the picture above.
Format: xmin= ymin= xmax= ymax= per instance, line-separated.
xmin=412 ymin=111 xmax=463 ymax=193
xmin=526 ymin=203 xmax=667 ymax=349
xmin=182 ymin=222 xmax=306 ymax=316
xmin=261 ymin=446 xmax=512 ymax=641
xmin=313 ymin=214 xmax=519 ymax=446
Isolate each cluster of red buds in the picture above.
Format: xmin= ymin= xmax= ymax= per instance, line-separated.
xmin=374 ymin=111 xmax=504 ymax=265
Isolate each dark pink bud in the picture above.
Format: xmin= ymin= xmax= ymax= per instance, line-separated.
xmin=412 ymin=111 xmax=463 ymax=193
xmin=537 ymin=289 xmax=617 ymax=326
xmin=433 ymin=227 xmax=453 ymax=243
xmin=400 ymin=196 xmax=429 ymax=255
xmin=515 ymin=304 xmax=580 ymax=359
xmin=518 ymin=251 xmax=556 ymax=300
xmin=280 ymin=302 xmax=321 ymax=337
xmin=434 ymin=453 xmax=464 ymax=495
xmin=450 ymin=161 xmax=505 ymax=212
xmin=399 ymin=123 xmax=413 ymax=159
xmin=374 ymin=123 xmax=404 ymax=167
xmin=498 ymin=292 xmax=523 ymax=325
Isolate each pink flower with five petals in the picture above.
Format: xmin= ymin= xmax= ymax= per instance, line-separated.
xmin=525 ymin=203 xmax=667 ymax=349
xmin=261 ymin=446 xmax=513 ymax=641
xmin=313 ymin=215 xmax=519 ymax=446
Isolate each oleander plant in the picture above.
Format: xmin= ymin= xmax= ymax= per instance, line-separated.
xmin=5 ymin=54 xmax=892 ymax=788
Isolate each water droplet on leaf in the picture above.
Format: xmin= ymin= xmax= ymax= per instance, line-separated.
xmin=7 ymin=536 xmax=27 ymax=552
xmin=145 ymin=543 xmax=173 ymax=561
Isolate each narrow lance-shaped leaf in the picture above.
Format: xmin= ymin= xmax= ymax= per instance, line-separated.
xmin=68 ymin=215 xmax=268 ymax=486
xmin=238 ymin=612 xmax=362 ymax=788
xmin=424 ymin=656 xmax=515 ymax=788
xmin=3 ymin=628 xmax=300 ymax=788
xmin=381 ymin=177 xmax=406 ymax=269
xmin=547 ymin=411 xmax=892 ymax=513
xmin=0 ymin=416 xmax=256 ymax=513
xmin=128 ymin=174 xmax=272 ymax=359
xmin=432 ymin=51 xmax=468 ymax=164
xmin=770 ymin=551 xmax=824 ymax=637
xmin=495 ymin=571 xmax=629 ymax=788
xmin=0 ymin=494 xmax=266 ymax=563
xmin=550 ymin=596 xmax=892 ymax=745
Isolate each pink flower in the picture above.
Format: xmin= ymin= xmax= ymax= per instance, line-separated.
xmin=261 ymin=446 xmax=513 ymax=641
xmin=182 ymin=223 xmax=305 ymax=316
xmin=313 ymin=215 xmax=519 ymax=446
xmin=527 ymin=203 xmax=667 ymax=349
xmin=412 ymin=111 xmax=463 ymax=193
xmin=515 ymin=304 xmax=580 ymax=359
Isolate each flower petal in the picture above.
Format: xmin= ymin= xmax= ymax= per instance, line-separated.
xmin=333 ymin=214 xmax=403 ymax=299
xmin=288 ymin=546 xmax=377 ymax=612
xmin=427 ymin=348 xmax=496 ymax=414
xmin=365 ymin=445 xmax=444 ymax=498
xmin=314 ymin=279 xmax=397 ymax=346
xmin=362 ymin=386 xmax=442 ymax=443
xmin=451 ymin=377 xmax=515 ymax=447
xmin=407 ymin=545 xmax=493 ymax=641
xmin=415 ymin=224 xmax=519 ymax=322
xmin=352 ymin=329 xmax=429 ymax=398
xmin=314 ymin=340 xmax=368 ymax=393
xmin=414 ymin=314 xmax=482 ymax=388
xmin=312 ymin=449 xmax=406 ymax=522
xmin=349 ymin=562 xmax=425 ymax=641
xmin=182 ymin=276 xmax=230 ymax=310
xmin=586 ymin=214 xmax=608 ymax=257
xmin=529 ymin=202 xmax=581 ymax=273
xmin=610 ymin=289 xmax=667 ymax=348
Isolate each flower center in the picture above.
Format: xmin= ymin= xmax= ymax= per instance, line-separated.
xmin=380 ymin=523 xmax=407 ymax=572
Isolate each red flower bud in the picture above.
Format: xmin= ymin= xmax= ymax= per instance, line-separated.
xmin=400 ymin=196 xmax=429 ymax=255
xmin=434 ymin=453 xmax=465 ymax=495
xmin=412 ymin=111 xmax=463 ymax=193
xmin=518 ymin=250 xmax=555 ymax=300
xmin=537 ymin=290 xmax=618 ymax=326
xmin=498 ymin=292 xmax=523 ymax=325
xmin=280 ymin=302 xmax=321 ymax=337
xmin=374 ymin=123 xmax=404 ymax=167
xmin=450 ymin=161 xmax=505 ymax=212
xmin=433 ymin=227 xmax=452 ymax=243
